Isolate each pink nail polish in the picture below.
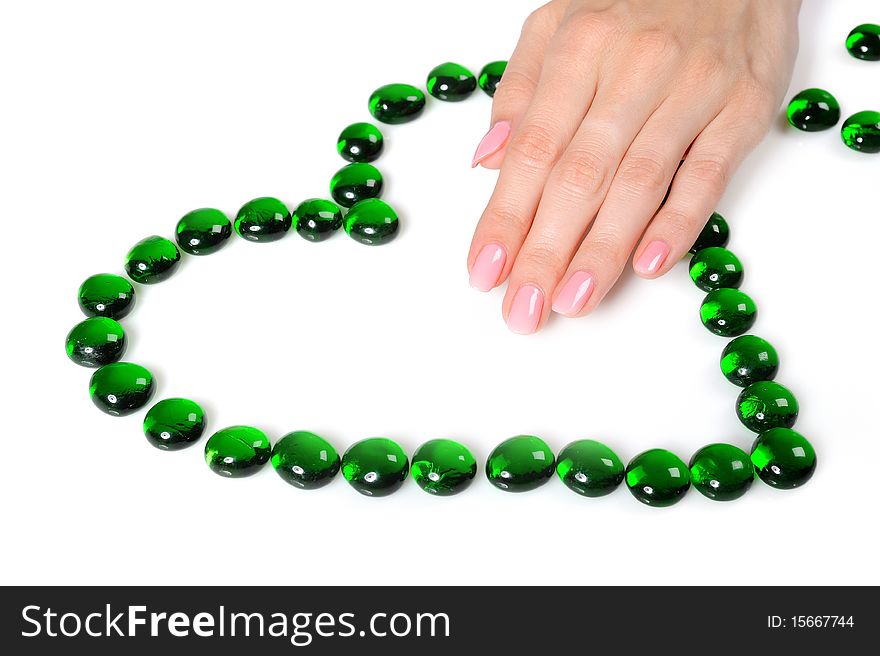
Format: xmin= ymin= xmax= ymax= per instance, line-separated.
xmin=507 ymin=284 xmax=544 ymax=335
xmin=469 ymin=243 xmax=506 ymax=292
xmin=552 ymin=271 xmax=594 ymax=316
xmin=471 ymin=121 xmax=511 ymax=168
xmin=634 ymin=240 xmax=670 ymax=275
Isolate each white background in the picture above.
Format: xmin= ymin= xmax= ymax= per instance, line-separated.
xmin=1 ymin=0 xmax=877 ymax=586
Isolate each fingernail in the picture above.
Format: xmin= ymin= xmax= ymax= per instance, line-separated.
xmin=552 ymin=271 xmax=594 ymax=316
xmin=634 ymin=240 xmax=670 ymax=276
xmin=469 ymin=243 xmax=506 ymax=292
xmin=471 ymin=121 xmax=511 ymax=168
xmin=507 ymin=284 xmax=544 ymax=335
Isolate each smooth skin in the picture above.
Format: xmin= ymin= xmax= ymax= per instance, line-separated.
xmin=468 ymin=0 xmax=800 ymax=334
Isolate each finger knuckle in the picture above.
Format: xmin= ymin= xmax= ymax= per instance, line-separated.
xmin=617 ymin=151 xmax=670 ymax=194
xmin=554 ymin=147 xmax=610 ymax=198
xmin=686 ymin=49 xmax=725 ymax=83
xmin=508 ymin=122 xmax=561 ymax=170
xmin=492 ymin=69 xmax=535 ymax=108
xmin=518 ymin=239 xmax=564 ymax=273
xmin=483 ymin=201 xmax=530 ymax=234
xmin=632 ymin=28 xmax=681 ymax=64
xmin=656 ymin=208 xmax=696 ymax=242
xmin=583 ymin=232 xmax=625 ymax=268
xmin=685 ymin=154 xmax=730 ymax=191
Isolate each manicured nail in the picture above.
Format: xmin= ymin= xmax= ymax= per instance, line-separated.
xmin=634 ymin=240 xmax=670 ymax=275
xmin=507 ymin=284 xmax=544 ymax=335
xmin=552 ymin=271 xmax=594 ymax=316
xmin=471 ymin=121 xmax=511 ymax=168
xmin=469 ymin=243 xmax=506 ymax=292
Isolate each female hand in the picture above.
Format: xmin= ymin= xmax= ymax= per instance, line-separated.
xmin=468 ymin=0 xmax=800 ymax=333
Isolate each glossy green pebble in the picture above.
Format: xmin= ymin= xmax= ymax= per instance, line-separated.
xmin=344 ymin=198 xmax=399 ymax=246
xmin=175 ymin=207 xmax=232 ymax=255
xmin=689 ymin=443 xmax=754 ymax=501
xmin=89 ymin=362 xmax=154 ymax=416
xmin=846 ymin=23 xmax=880 ymax=61
xmin=410 ymin=439 xmax=477 ymax=496
xmin=840 ymin=111 xmax=880 ymax=154
xmin=205 ymin=426 xmax=271 ymax=478
xmin=124 ymin=236 xmax=181 ymax=284
xmin=555 ymin=439 xmax=624 ymax=498
xmin=486 ymin=435 xmax=554 ymax=493
xmin=689 ymin=247 xmax=744 ymax=291
xmin=689 ymin=212 xmax=729 ymax=254
xmin=271 ymin=431 xmax=340 ymax=490
xmin=341 ymin=438 xmax=409 ymax=497
xmin=368 ymin=83 xmax=426 ymax=124
xmin=65 ymin=317 xmax=126 ymax=368
xmin=786 ymin=88 xmax=840 ymax=132
xmin=478 ymin=60 xmax=507 ymax=97
xmin=720 ymin=335 xmax=779 ymax=387
xmin=625 ymin=449 xmax=691 ymax=507
xmin=426 ymin=62 xmax=476 ymax=102
xmin=234 ymin=197 xmax=291 ymax=242
xmin=329 ymin=163 xmax=383 ymax=208
xmin=736 ymin=380 xmax=799 ymax=433
xmin=78 ymin=273 xmax=135 ymax=319
xmin=751 ymin=428 xmax=817 ymax=489
xmin=292 ymin=198 xmax=343 ymax=242
xmin=143 ymin=398 xmax=206 ymax=451
xmin=699 ymin=288 xmax=757 ymax=337
xmin=337 ymin=122 xmax=384 ymax=163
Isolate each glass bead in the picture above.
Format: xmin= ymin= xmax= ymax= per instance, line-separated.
xmin=751 ymin=428 xmax=817 ymax=489
xmin=846 ymin=23 xmax=880 ymax=61
xmin=205 ymin=426 xmax=271 ymax=478
xmin=337 ymin=122 xmax=384 ymax=163
xmin=426 ymin=62 xmax=477 ymax=102
xmin=555 ymin=439 xmax=624 ymax=497
xmin=689 ymin=247 xmax=744 ymax=291
xmin=65 ymin=317 xmax=126 ymax=368
xmin=78 ymin=273 xmax=135 ymax=319
xmin=124 ymin=236 xmax=181 ymax=284
xmin=410 ymin=439 xmax=477 ymax=496
xmin=478 ymin=60 xmax=507 ymax=97
xmin=625 ymin=449 xmax=690 ymax=507
xmin=234 ymin=197 xmax=291 ymax=242
xmin=485 ymin=435 xmax=555 ymax=493
xmin=175 ymin=207 xmax=232 ymax=255
xmin=840 ymin=111 xmax=880 ymax=154
xmin=292 ymin=198 xmax=343 ymax=242
xmin=329 ymin=163 xmax=383 ymax=208
xmin=344 ymin=198 xmax=399 ymax=246
xmin=271 ymin=431 xmax=340 ymax=490
xmin=699 ymin=288 xmax=757 ymax=337
xmin=143 ymin=398 xmax=206 ymax=451
xmin=689 ymin=212 xmax=729 ymax=254
xmin=368 ymin=83 xmax=426 ymax=124
xmin=689 ymin=443 xmax=755 ymax=501
xmin=786 ymin=88 xmax=840 ymax=132
xmin=341 ymin=438 xmax=409 ymax=497
xmin=720 ymin=335 xmax=779 ymax=387
xmin=89 ymin=362 xmax=154 ymax=417
xmin=736 ymin=380 xmax=799 ymax=433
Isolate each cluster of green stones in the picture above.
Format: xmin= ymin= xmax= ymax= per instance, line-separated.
xmin=65 ymin=59 xmax=817 ymax=506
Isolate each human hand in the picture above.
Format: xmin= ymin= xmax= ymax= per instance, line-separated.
xmin=468 ymin=0 xmax=800 ymax=333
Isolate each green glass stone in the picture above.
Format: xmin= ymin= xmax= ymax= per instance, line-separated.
xmin=368 ymin=83 xmax=426 ymax=124
xmin=786 ymin=88 xmax=840 ymax=132
xmin=124 ymin=236 xmax=181 ymax=284
xmin=689 ymin=212 xmax=729 ymax=254
xmin=689 ymin=443 xmax=755 ymax=501
xmin=699 ymin=288 xmax=757 ymax=337
xmin=841 ymin=111 xmax=880 ymax=154
xmin=736 ymin=381 xmax=799 ymax=433
xmin=329 ymin=163 xmax=383 ymax=208
xmin=751 ymin=428 xmax=817 ymax=489
xmin=205 ymin=426 xmax=271 ymax=478
xmin=65 ymin=317 xmax=126 ymax=368
xmin=337 ymin=122 xmax=384 ymax=163
xmin=234 ymin=197 xmax=291 ymax=242
xmin=78 ymin=273 xmax=135 ymax=319
xmin=410 ymin=439 xmax=477 ymax=496
xmin=555 ymin=439 xmax=624 ymax=497
xmin=143 ymin=398 xmax=206 ymax=451
xmin=271 ymin=431 xmax=340 ymax=490
xmin=486 ymin=435 xmax=554 ymax=493
xmin=89 ymin=362 xmax=154 ymax=417
xmin=720 ymin=335 xmax=779 ymax=387
xmin=344 ymin=198 xmax=399 ymax=246
xmin=427 ymin=62 xmax=477 ymax=102
xmin=846 ymin=23 xmax=880 ymax=61
xmin=689 ymin=247 xmax=744 ymax=291
xmin=478 ymin=60 xmax=507 ymax=97
xmin=292 ymin=198 xmax=343 ymax=242
xmin=175 ymin=207 xmax=232 ymax=255
xmin=625 ymin=449 xmax=691 ymax=507
xmin=341 ymin=438 xmax=409 ymax=497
